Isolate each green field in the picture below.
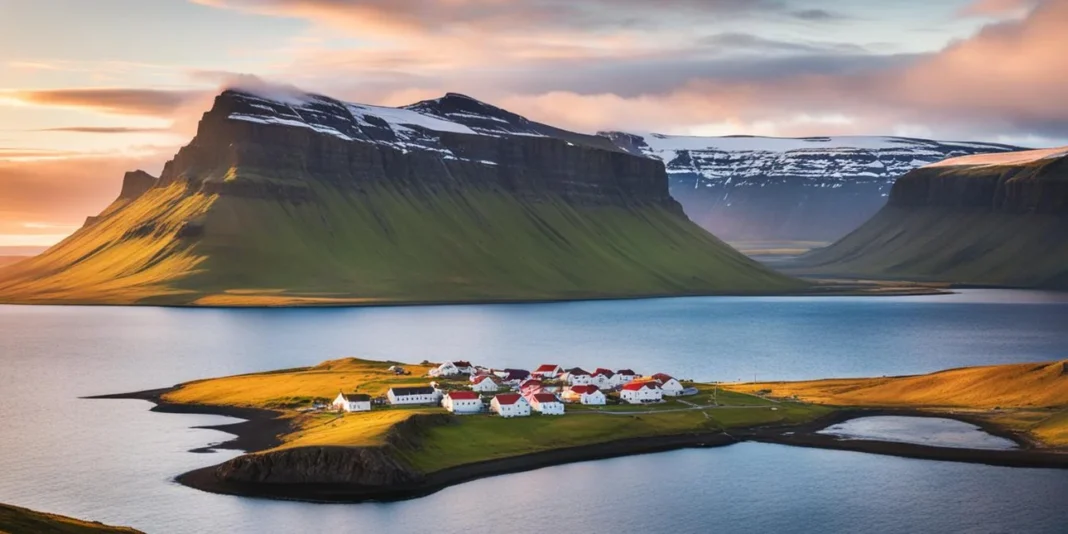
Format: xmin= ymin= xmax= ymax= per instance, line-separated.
xmin=0 ymin=503 xmax=141 ymax=534
xmin=0 ymin=176 xmax=804 ymax=305
xmin=155 ymin=359 xmax=830 ymax=473
xmin=396 ymin=398 xmax=829 ymax=473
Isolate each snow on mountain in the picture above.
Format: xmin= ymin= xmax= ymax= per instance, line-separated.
xmin=601 ymin=132 xmax=1020 ymax=183
xmin=220 ymin=89 xmax=624 ymax=168
xmin=600 ymin=131 xmax=1023 ymax=242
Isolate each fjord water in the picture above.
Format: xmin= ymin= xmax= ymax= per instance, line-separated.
xmin=2 ymin=289 xmax=1068 ymax=533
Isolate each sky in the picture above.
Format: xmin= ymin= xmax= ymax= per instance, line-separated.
xmin=0 ymin=0 xmax=1065 ymax=247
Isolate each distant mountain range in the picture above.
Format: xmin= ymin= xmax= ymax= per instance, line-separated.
xmin=794 ymin=147 xmax=1068 ymax=289
xmin=0 ymin=90 xmax=801 ymax=305
xmin=600 ymin=132 xmax=1022 ymax=242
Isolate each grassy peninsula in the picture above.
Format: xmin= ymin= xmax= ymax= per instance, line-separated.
xmin=728 ymin=361 xmax=1068 ymax=447
xmin=0 ymin=503 xmax=141 ymax=534
xmin=161 ymin=358 xmax=826 ymax=469
xmin=114 ymin=358 xmax=1067 ymax=503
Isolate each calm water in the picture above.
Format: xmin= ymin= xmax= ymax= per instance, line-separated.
xmin=1 ymin=290 xmax=1067 ymax=533
xmin=819 ymin=416 xmax=1019 ymax=450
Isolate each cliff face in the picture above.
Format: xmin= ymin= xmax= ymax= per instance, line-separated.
xmin=886 ymin=156 xmax=1068 ymax=213
xmin=0 ymin=89 xmax=801 ymax=305
xmin=216 ymin=446 xmax=421 ymax=486
xmin=600 ymin=132 xmax=1021 ymax=242
xmin=160 ymin=91 xmax=674 ymax=209
xmin=795 ymin=149 xmax=1068 ymax=289
xmin=213 ymin=413 xmax=451 ymax=486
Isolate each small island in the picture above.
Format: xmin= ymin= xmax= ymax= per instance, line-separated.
xmin=102 ymin=358 xmax=1068 ymax=503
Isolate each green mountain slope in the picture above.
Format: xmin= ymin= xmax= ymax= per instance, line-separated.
xmin=0 ymin=90 xmax=801 ymax=306
xmin=796 ymin=148 xmax=1068 ymax=289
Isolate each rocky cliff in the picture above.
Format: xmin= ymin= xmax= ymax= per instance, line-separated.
xmin=601 ymin=132 xmax=1021 ymax=242
xmin=213 ymin=412 xmax=450 ymax=486
xmin=794 ymin=147 xmax=1068 ymax=289
xmin=0 ymin=89 xmax=802 ymax=305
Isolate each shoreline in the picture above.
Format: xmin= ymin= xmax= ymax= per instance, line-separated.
xmin=0 ymin=282 xmax=953 ymax=310
xmin=95 ymin=389 xmax=1068 ymax=504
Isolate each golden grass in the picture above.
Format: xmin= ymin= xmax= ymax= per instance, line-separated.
xmin=192 ymin=293 xmax=385 ymax=307
xmin=0 ymin=503 xmax=142 ymax=533
xmin=164 ymin=358 xmax=436 ymax=408
xmin=727 ymin=361 xmax=1068 ymax=447
xmin=729 ymin=361 xmax=1068 ymax=409
xmin=277 ymin=409 xmax=437 ymax=450
xmin=0 ymin=184 xmax=212 ymax=304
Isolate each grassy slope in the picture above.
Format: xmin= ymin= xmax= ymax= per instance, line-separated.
xmin=796 ymin=207 xmax=1068 ymax=288
xmin=728 ymin=361 xmax=1068 ymax=447
xmin=162 ymin=358 xmax=829 ymax=472
xmin=0 ymin=503 xmax=141 ymax=534
xmin=0 ymin=183 xmax=213 ymax=303
xmin=0 ymin=178 xmax=803 ymax=305
xmin=797 ymin=157 xmax=1068 ymax=289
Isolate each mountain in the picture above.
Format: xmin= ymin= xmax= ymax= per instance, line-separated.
xmin=600 ymin=132 xmax=1021 ymax=242
xmin=0 ymin=89 xmax=802 ymax=305
xmin=793 ymin=146 xmax=1068 ymax=289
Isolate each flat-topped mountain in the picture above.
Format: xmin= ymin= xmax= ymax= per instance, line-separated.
xmin=794 ymin=146 xmax=1068 ymax=289
xmin=0 ymin=89 xmax=801 ymax=305
xmin=600 ymin=132 xmax=1021 ymax=242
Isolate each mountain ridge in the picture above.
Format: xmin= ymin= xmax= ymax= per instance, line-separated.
xmin=793 ymin=147 xmax=1068 ymax=289
xmin=598 ymin=131 xmax=1023 ymax=242
xmin=0 ymin=88 xmax=802 ymax=305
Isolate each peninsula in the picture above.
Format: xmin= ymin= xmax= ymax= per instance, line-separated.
xmin=101 ymin=358 xmax=1068 ymax=504
xmin=0 ymin=502 xmax=142 ymax=534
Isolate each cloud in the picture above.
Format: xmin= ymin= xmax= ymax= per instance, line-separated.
xmin=0 ymin=154 xmax=166 ymax=245
xmin=194 ymin=0 xmax=793 ymax=34
xmin=790 ymin=9 xmax=840 ymax=21
xmin=959 ymin=0 xmax=1041 ymax=16
xmin=33 ymin=126 xmax=172 ymax=134
xmin=3 ymin=88 xmax=204 ymax=117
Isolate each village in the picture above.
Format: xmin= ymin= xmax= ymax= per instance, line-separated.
xmin=330 ymin=361 xmax=698 ymax=417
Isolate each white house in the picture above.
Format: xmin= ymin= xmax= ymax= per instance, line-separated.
xmin=530 ymin=393 xmax=566 ymax=415
xmin=591 ymin=368 xmax=616 ymax=389
xmin=651 ymin=373 xmax=685 ymax=396
xmin=562 ymin=385 xmax=606 ymax=405
xmin=491 ymin=393 xmax=531 ymax=417
xmin=615 ymin=369 xmax=637 ymax=385
xmin=471 ymin=375 xmax=501 ymax=393
xmin=532 ymin=364 xmax=561 ymax=379
xmin=620 ymin=381 xmax=663 ymax=404
xmin=331 ymin=392 xmax=371 ymax=412
xmin=453 ymin=361 xmax=475 ymax=375
xmin=442 ymin=391 xmax=482 ymax=414
xmin=429 ymin=362 xmax=460 ymax=378
xmin=562 ymin=368 xmax=592 ymax=386
xmin=388 ymin=386 xmax=441 ymax=405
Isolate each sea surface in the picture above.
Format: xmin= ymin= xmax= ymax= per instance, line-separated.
xmin=1 ymin=289 xmax=1067 ymax=533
